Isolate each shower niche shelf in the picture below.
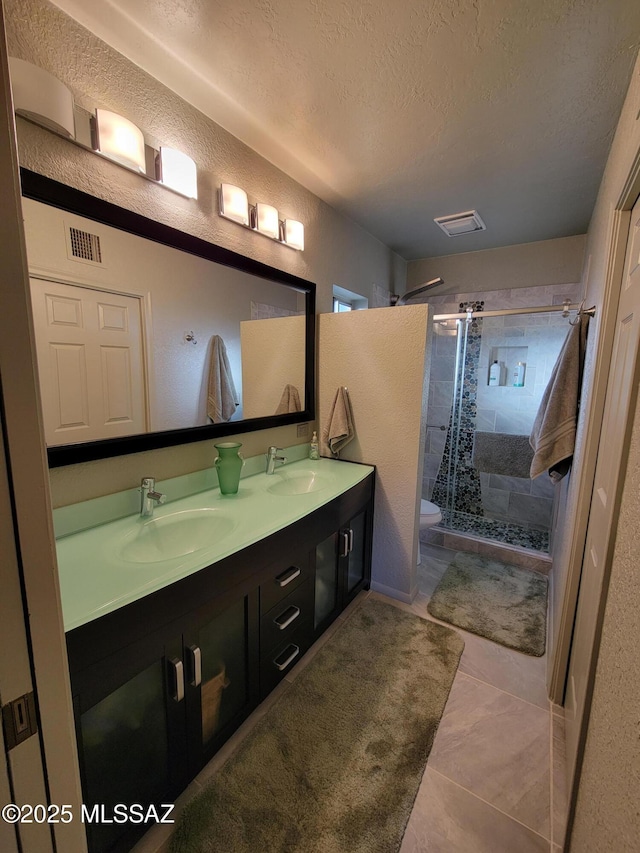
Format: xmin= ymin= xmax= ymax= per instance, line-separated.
xmin=487 ymin=345 xmax=528 ymax=387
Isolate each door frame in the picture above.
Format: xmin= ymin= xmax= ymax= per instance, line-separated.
xmin=0 ymin=9 xmax=87 ymax=851
xmin=556 ymin=147 xmax=640 ymax=840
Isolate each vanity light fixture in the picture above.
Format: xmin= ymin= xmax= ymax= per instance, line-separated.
xmin=8 ymin=58 xmax=199 ymax=199
xmin=219 ymin=183 xmax=250 ymax=226
xmin=218 ymin=184 xmax=305 ymax=250
xmin=8 ymin=57 xmax=75 ymax=138
xmin=255 ymin=202 xmax=280 ymax=239
xmin=158 ymin=146 xmax=198 ymax=199
xmin=95 ymin=109 xmax=146 ymax=172
xmin=284 ymin=219 xmax=305 ymax=251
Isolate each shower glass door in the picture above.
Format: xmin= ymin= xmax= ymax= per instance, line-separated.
xmin=425 ymin=306 xmax=568 ymax=554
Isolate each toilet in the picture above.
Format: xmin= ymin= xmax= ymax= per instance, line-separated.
xmin=419 ymin=499 xmax=442 ymax=530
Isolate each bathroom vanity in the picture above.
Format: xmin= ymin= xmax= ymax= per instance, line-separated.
xmin=58 ymin=458 xmax=374 ymax=853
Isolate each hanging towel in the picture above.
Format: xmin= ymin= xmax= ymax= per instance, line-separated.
xmin=472 ymin=432 xmax=534 ymax=479
xmin=275 ymin=384 xmax=301 ymax=414
xmin=323 ymin=387 xmax=355 ymax=457
xmin=207 ymin=335 xmax=239 ymax=423
xmin=530 ymin=314 xmax=589 ymax=481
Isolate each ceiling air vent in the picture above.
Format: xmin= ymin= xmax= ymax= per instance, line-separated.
xmin=68 ymin=226 xmax=103 ymax=264
xmin=434 ymin=210 xmax=486 ymax=237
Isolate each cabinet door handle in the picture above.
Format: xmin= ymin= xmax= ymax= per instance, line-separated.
xmin=187 ymin=645 xmax=202 ymax=687
xmin=274 ymin=605 xmax=301 ymax=630
xmin=273 ymin=644 xmax=300 ymax=671
xmin=276 ymin=566 xmax=301 ymax=587
xmin=341 ymin=531 xmax=349 ymax=557
xmin=348 ymin=528 xmax=354 ymax=554
xmin=168 ymin=657 xmax=185 ymax=703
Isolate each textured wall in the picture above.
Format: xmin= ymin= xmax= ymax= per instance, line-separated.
xmin=5 ymin=0 xmax=406 ymax=505
xmin=406 ymin=235 xmax=586 ymax=294
xmin=568 ymin=392 xmax=640 ymax=851
xmin=318 ymin=305 xmax=429 ymax=601
xmin=567 ymin=51 xmax=640 ymax=851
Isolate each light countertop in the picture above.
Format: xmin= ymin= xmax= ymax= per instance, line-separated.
xmin=56 ymin=457 xmax=373 ymax=632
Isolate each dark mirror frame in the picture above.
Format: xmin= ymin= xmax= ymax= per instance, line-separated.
xmin=20 ymin=169 xmax=316 ymax=468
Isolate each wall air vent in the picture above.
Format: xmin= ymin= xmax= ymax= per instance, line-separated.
xmin=67 ymin=226 xmax=103 ymax=264
xmin=434 ymin=210 xmax=486 ymax=237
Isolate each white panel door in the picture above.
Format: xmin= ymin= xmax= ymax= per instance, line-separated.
xmin=565 ymin=195 xmax=640 ymax=789
xmin=30 ymin=279 xmax=146 ymax=445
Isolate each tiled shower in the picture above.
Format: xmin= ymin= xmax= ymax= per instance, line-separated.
xmin=423 ymin=283 xmax=582 ymax=555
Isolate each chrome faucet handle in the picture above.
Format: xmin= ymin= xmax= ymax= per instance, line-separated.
xmin=140 ymin=477 xmax=166 ymax=515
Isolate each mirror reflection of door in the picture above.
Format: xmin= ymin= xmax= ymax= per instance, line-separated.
xmin=30 ymin=278 xmax=147 ymax=445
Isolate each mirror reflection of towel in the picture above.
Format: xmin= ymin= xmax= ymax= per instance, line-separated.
xmin=207 ymin=335 xmax=239 ymax=423
xmin=275 ymin=384 xmax=301 ymax=414
xmin=323 ymin=386 xmax=355 ymax=457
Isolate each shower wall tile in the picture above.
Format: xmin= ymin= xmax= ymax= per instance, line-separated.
xmin=531 ymin=475 xmax=555 ymax=498
xmin=476 ymin=409 xmax=497 ymax=431
xmin=508 ymin=493 xmax=553 ymax=528
xmin=429 ymin=356 xmax=455 ymax=381
xmin=481 ymin=486 xmax=510 ymax=516
xmin=426 ymin=406 xmax=451 ymax=432
xmin=496 ymin=410 xmax=537 ymax=435
xmin=428 ymin=380 xmax=454 ymax=409
xmin=423 ymin=452 xmax=441 ymax=478
xmin=489 ymin=474 xmax=532 ymax=495
xmin=428 ymin=428 xmax=447 ymax=455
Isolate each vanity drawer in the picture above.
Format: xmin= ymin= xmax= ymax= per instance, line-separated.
xmin=261 ymin=578 xmax=314 ymax=653
xmin=260 ymin=618 xmax=313 ymax=698
xmin=260 ymin=551 xmax=312 ymax=614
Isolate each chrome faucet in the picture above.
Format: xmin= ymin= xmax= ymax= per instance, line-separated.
xmin=265 ymin=446 xmax=287 ymax=475
xmin=140 ymin=477 xmax=166 ymax=517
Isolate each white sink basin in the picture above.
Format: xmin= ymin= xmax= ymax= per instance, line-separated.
xmin=267 ymin=470 xmax=332 ymax=496
xmin=119 ymin=508 xmax=235 ymax=563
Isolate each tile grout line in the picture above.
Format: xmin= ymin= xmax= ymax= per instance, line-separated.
xmin=453 ymin=668 xmax=551 ymax=715
xmin=427 ymin=766 xmax=553 ymax=845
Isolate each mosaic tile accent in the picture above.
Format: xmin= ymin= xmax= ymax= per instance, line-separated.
xmin=440 ymin=509 xmax=549 ymax=553
xmin=432 ymin=305 xmax=484 ymax=516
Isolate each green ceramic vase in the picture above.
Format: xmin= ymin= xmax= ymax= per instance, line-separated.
xmin=214 ymin=442 xmax=244 ymax=494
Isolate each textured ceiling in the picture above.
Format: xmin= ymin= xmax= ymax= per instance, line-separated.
xmin=50 ymin=0 xmax=640 ymax=260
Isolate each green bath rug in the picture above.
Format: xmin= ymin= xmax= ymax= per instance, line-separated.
xmin=170 ymin=597 xmax=464 ymax=853
xmin=427 ymin=552 xmax=548 ymax=656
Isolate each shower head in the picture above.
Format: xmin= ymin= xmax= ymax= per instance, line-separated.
xmin=394 ymin=277 xmax=445 ymax=306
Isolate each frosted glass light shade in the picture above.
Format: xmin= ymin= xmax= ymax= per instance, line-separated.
xmin=284 ymin=219 xmax=305 ymax=251
xmin=9 ymin=57 xmax=75 ymax=138
xmin=220 ymin=184 xmax=249 ymax=226
xmin=159 ymin=147 xmax=197 ymax=198
xmin=255 ymin=203 xmax=280 ymax=239
xmin=95 ymin=109 xmax=146 ymax=172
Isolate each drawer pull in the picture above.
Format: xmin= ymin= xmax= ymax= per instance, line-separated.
xmin=168 ymin=657 xmax=184 ymax=702
xmin=187 ymin=645 xmax=202 ymax=687
xmin=341 ymin=531 xmax=349 ymax=558
xmin=276 ymin=566 xmax=301 ymax=588
xmin=274 ymin=605 xmax=301 ymax=631
xmin=273 ymin=644 xmax=300 ymax=671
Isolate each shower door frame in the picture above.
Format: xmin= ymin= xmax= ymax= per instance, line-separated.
xmin=431 ymin=301 xmax=595 ymax=548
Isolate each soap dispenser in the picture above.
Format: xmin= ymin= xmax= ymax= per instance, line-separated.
xmin=309 ymin=431 xmax=319 ymax=460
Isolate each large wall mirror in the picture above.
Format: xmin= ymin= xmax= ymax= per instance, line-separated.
xmin=20 ymin=170 xmax=316 ymax=467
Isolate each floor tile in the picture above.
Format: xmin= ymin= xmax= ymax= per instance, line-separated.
xmin=400 ymin=767 xmax=550 ymax=853
xmin=552 ymin=712 xmax=568 ymax=846
xmin=428 ymin=672 xmax=551 ymax=838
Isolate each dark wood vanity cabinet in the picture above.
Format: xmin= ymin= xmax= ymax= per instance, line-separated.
xmin=65 ymin=469 xmax=374 ymax=853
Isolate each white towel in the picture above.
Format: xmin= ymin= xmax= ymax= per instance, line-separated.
xmin=275 ymin=384 xmax=302 ymax=414
xmin=323 ymin=387 xmax=355 ymax=457
xmin=207 ymin=335 xmax=238 ymax=423
xmin=530 ymin=315 xmax=589 ymax=481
